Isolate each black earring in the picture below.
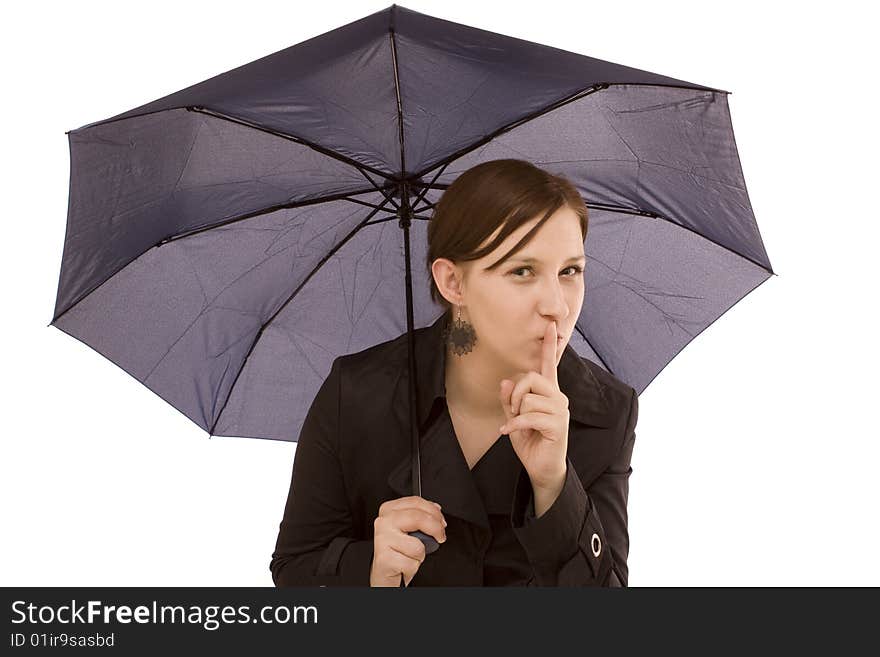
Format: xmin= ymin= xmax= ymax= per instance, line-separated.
xmin=442 ymin=305 xmax=477 ymax=356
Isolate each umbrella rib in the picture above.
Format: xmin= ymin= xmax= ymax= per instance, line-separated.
xmin=411 ymin=201 xmax=435 ymax=214
xmin=389 ymin=16 xmax=407 ymax=176
xmin=408 ymin=161 xmax=449 ymax=214
xmin=405 ymin=79 xmax=727 ymax=184
xmin=353 ymin=166 xmax=400 ymax=210
xmin=342 ymin=196 xmax=399 ymax=214
xmin=585 ymin=204 xmax=773 ymax=274
xmin=155 ymin=185 xmax=398 ymax=247
xmin=208 ymin=196 xmax=397 ymax=436
xmin=50 ymin=185 xmax=400 ymax=327
xmin=407 ymin=82 xmax=611 ymax=181
xmin=367 ymin=214 xmax=430 ymax=226
xmin=602 ymin=205 xmax=773 ymax=274
xmin=187 ymin=106 xmax=395 ymax=182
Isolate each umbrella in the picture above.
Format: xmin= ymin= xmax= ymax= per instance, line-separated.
xmin=49 ymin=4 xmax=774 ymax=558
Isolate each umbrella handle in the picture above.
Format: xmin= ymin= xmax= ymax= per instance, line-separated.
xmin=399 ymin=531 xmax=440 ymax=587
xmin=408 ymin=530 xmax=440 ymax=554
xmin=398 ymin=530 xmax=440 ymax=588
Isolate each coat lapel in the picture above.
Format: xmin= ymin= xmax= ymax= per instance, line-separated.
xmin=387 ymin=406 xmax=491 ymax=528
xmin=386 ymin=308 xmax=616 ymax=530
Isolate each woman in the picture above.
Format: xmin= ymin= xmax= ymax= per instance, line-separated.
xmin=270 ymin=159 xmax=639 ymax=586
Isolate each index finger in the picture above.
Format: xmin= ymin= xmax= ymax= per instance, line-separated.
xmin=380 ymin=495 xmax=444 ymax=519
xmin=542 ymin=321 xmax=558 ymax=386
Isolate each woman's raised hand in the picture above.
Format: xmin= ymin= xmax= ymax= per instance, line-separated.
xmin=498 ymin=321 xmax=570 ymax=490
xmin=369 ymin=496 xmax=447 ymax=587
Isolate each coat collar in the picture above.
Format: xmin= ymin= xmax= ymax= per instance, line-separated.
xmin=386 ymin=308 xmax=614 ymax=529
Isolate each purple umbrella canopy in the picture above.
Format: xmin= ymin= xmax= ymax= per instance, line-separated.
xmin=50 ymin=3 xmax=774 ymax=452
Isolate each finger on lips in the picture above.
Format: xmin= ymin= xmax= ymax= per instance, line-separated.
xmin=498 ymin=323 xmax=560 ymax=434
xmin=543 ymin=321 xmax=558 ymax=384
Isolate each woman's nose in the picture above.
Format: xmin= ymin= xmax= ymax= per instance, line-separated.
xmin=539 ymin=281 xmax=568 ymax=317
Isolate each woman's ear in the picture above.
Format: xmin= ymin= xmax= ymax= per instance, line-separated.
xmin=432 ymin=258 xmax=465 ymax=306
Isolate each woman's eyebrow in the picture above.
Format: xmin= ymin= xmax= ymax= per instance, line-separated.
xmin=507 ymin=254 xmax=587 ymax=264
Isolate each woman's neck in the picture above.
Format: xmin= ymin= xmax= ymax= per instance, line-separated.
xmin=444 ymin=343 xmax=509 ymax=422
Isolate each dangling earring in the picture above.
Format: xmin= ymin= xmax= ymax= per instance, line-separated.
xmin=442 ymin=304 xmax=477 ymax=356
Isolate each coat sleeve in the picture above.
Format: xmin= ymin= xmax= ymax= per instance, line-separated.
xmin=510 ymin=386 xmax=638 ymax=587
xmin=270 ymin=356 xmax=374 ymax=586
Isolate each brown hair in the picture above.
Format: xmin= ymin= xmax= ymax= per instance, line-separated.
xmin=427 ymin=159 xmax=589 ymax=312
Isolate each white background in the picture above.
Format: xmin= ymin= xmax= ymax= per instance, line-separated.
xmin=2 ymin=0 xmax=877 ymax=586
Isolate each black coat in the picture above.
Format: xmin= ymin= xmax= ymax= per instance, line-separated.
xmin=270 ymin=310 xmax=638 ymax=586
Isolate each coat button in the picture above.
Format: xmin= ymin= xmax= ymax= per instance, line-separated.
xmin=591 ymin=533 xmax=602 ymax=557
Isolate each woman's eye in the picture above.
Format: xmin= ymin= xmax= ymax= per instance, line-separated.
xmin=510 ymin=266 xmax=584 ymax=277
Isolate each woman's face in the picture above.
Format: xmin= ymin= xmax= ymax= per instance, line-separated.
xmin=453 ymin=205 xmax=586 ymax=372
